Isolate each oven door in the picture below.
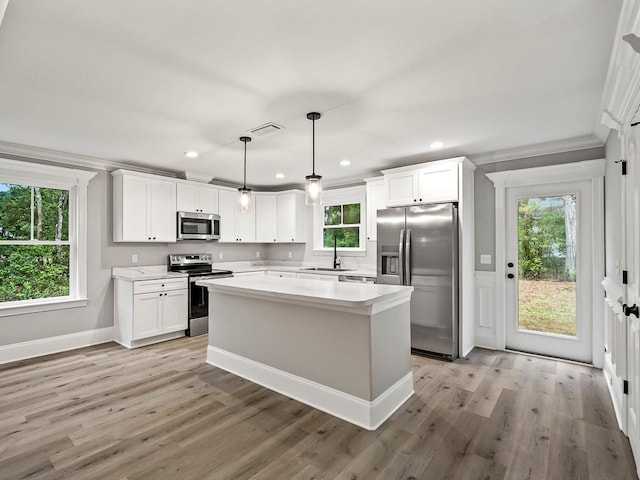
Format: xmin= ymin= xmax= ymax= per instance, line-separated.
xmin=189 ymin=278 xmax=209 ymax=320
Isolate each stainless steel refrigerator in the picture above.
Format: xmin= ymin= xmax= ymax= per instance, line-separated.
xmin=376 ymin=203 xmax=458 ymax=359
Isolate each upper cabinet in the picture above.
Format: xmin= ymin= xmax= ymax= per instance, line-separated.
xmin=112 ymin=170 xmax=177 ymax=242
xmin=276 ymin=191 xmax=306 ymax=243
xmin=364 ymin=177 xmax=385 ymax=242
xmin=176 ymin=182 xmax=218 ymax=213
xmin=218 ymin=188 xmax=256 ymax=242
xmin=382 ymin=159 xmax=460 ymax=206
xmin=255 ymin=193 xmax=277 ymax=243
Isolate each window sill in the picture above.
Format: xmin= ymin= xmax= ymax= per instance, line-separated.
xmin=313 ymin=249 xmax=367 ymax=257
xmin=0 ymin=297 xmax=89 ymax=317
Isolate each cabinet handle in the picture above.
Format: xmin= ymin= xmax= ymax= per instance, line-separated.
xmin=153 ymin=237 xmax=156 ymax=240
xmin=419 ymin=198 xmax=422 ymax=202
xmin=148 ymin=237 xmax=151 ymax=240
xmin=291 ymin=238 xmax=294 ymax=242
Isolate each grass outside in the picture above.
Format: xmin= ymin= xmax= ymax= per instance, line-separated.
xmin=518 ymin=279 xmax=577 ymax=336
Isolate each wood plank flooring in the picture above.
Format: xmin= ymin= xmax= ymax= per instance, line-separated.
xmin=0 ymin=336 xmax=636 ymax=479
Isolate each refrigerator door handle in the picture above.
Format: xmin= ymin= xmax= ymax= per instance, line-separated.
xmin=398 ymin=229 xmax=405 ymax=286
xmin=405 ymin=229 xmax=412 ymax=286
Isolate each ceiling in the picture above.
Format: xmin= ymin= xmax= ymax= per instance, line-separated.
xmin=0 ymin=1 xmax=622 ymax=189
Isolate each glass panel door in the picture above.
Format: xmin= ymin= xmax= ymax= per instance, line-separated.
xmin=517 ymin=195 xmax=577 ymax=337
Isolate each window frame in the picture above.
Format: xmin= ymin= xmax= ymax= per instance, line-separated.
xmin=0 ymin=158 xmax=96 ymax=317
xmin=313 ymin=186 xmax=366 ymax=256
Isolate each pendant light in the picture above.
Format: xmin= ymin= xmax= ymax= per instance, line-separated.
xmin=238 ymin=136 xmax=252 ymax=213
xmin=305 ymin=112 xmax=322 ymax=205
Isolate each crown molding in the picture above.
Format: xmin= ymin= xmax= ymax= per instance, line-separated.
xmin=469 ymin=135 xmax=603 ymax=166
xmin=0 ymin=139 xmax=177 ymax=177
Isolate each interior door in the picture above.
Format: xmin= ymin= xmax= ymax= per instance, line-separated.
xmin=505 ymin=180 xmax=593 ymax=363
xmin=625 ymin=130 xmax=640 ymax=458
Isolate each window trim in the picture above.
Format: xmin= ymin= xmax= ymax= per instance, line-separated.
xmin=0 ymin=158 xmax=96 ymax=317
xmin=313 ymin=186 xmax=366 ymax=256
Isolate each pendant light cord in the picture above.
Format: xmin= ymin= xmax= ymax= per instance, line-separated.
xmin=243 ymin=140 xmax=247 ymax=189
xmin=312 ymin=117 xmax=316 ymax=176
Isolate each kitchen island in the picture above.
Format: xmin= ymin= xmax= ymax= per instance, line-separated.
xmin=197 ymin=275 xmax=414 ymax=430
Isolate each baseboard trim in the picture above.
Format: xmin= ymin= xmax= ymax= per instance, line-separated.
xmin=207 ymin=345 xmax=414 ymax=431
xmin=0 ymin=327 xmax=114 ymax=364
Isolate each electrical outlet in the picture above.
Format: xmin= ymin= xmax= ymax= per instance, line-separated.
xmin=255 ymin=251 xmax=260 ymax=259
xmin=288 ymin=251 xmax=292 ymax=259
xmin=219 ymin=252 xmax=224 ymax=260
xmin=480 ymin=254 xmax=491 ymax=265
xmin=131 ymin=254 xmax=138 ymax=264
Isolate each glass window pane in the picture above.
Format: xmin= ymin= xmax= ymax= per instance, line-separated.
xmin=517 ymin=195 xmax=577 ymax=336
xmin=0 ymin=184 xmax=32 ymax=240
xmin=0 ymin=245 xmax=70 ymax=302
xmin=36 ymin=187 xmax=69 ymax=241
xmin=324 ymin=205 xmax=342 ymax=225
xmin=343 ymin=203 xmax=361 ymax=224
xmin=323 ymin=227 xmax=360 ymax=248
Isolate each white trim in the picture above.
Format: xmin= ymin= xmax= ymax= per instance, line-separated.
xmin=486 ymin=159 xmax=606 ymax=359
xmin=206 ymin=345 xmax=414 ymax=431
xmin=0 ymin=139 xmax=173 ymax=176
xmin=471 ymin=136 xmax=603 ymax=165
xmin=474 ymin=271 xmax=497 ymax=350
xmin=113 ymin=331 xmax=185 ymax=349
xmin=0 ymin=297 xmax=88 ymax=318
xmin=0 ymin=1 xmax=9 ymax=28
xmin=0 ymin=327 xmax=114 ymax=364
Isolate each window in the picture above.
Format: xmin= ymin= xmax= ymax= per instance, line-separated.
xmin=313 ymin=186 xmax=366 ymax=254
xmin=322 ymin=203 xmax=361 ymax=248
xmin=0 ymin=158 xmax=96 ymax=316
xmin=0 ymin=184 xmax=70 ymax=302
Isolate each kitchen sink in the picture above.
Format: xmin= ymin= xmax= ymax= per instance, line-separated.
xmin=300 ymin=267 xmax=354 ymax=272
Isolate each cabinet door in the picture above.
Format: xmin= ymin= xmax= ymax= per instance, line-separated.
xmin=217 ymin=189 xmax=238 ymax=242
xmin=197 ymin=186 xmax=218 ymax=214
xmin=384 ymin=171 xmax=417 ymax=206
xmin=366 ymin=179 xmax=385 ymax=241
xmin=133 ymin=292 xmax=162 ymax=339
xmin=236 ymin=205 xmax=256 ymax=242
xmin=121 ymin=175 xmax=150 ymax=241
xmin=276 ymin=191 xmax=305 ymax=242
xmin=417 ymin=165 xmax=458 ymax=203
xmin=161 ymin=289 xmax=188 ymax=333
xmin=150 ymin=179 xmax=177 ymax=242
xmin=255 ymin=193 xmax=277 ymax=242
xmin=176 ymin=183 xmax=198 ymax=212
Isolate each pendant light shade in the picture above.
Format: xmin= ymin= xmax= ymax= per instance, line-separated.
xmin=305 ymin=112 xmax=322 ymax=205
xmin=238 ymin=136 xmax=252 ymax=213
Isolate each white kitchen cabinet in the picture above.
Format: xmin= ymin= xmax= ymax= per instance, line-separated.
xmin=381 ymin=159 xmax=459 ymax=206
xmin=364 ymin=177 xmax=385 ymax=241
xmin=276 ymin=190 xmax=306 ymax=242
xmin=255 ymin=193 xmax=278 ymax=242
xmin=218 ymin=188 xmax=256 ymax=242
xmin=176 ymin=182 xmax=219 ymax=213
xmin=112 ymin=170 xmax=177 ymax=242
xmin=114 ymin=277 xmax=188 ymax=348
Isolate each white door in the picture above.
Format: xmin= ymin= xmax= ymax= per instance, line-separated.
xmin=133 ymin=292 xmax=162 ymax=339
xmin=505 ymin=180 xmax=593 ymax=363
xmin=150 ymin=179 xmax=177 ymax=242
xmin=255 ymin=193 xmax=277 ymax=242
xmin=161 ymin=289 xmax=188 ymax=333
xmin=625 ymin=131 xmax=640 ymax=458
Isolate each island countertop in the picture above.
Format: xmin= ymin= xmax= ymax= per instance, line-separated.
xmin=197 ymin=274 xmax=412 ymax=313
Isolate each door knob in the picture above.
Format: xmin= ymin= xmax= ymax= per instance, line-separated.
xmin=623 ymin=303 xmax=640 ymax=318
xmin=507 ymin=273 xmax=515 ymax=279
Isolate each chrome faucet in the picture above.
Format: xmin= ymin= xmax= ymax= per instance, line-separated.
xmin=333 ymin=236 xmax=341 ymax=269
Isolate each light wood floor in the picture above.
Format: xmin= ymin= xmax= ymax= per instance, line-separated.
xmin=0 ymin=336 xmax=636 ymax=480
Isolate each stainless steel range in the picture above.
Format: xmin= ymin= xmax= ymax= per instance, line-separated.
xmin=168 ymin=254 xmax=233 ymax=336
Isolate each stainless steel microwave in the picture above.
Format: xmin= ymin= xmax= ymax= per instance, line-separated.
xmin=177 ymin=211 xmax=220 ymax=241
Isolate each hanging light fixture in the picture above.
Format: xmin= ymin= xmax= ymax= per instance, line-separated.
xmin=305 ymin=112 xmax=322 ymax=205
xmin=238 ymin=136 xmax=252 ymax=213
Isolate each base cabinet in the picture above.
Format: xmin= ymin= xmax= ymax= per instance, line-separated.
xmin=115 ymin=277 xmax=188 ymax=348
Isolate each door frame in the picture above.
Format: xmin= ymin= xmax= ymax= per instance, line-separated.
xmin=487 ymin=159 xmax=605 ymax=367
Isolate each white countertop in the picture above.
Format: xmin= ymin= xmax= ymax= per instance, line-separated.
xmin=197 ymin=274 xmax=411 ymax=311
xmin=112 ymin=266 xmax=188 ymax=281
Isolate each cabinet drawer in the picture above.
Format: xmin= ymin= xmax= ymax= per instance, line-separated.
xmin=133 ymin=278 xmax=187 ymax=294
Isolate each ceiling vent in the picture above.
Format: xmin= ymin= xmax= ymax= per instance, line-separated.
xmin=249 ymin=122 xmax=284 ymax=137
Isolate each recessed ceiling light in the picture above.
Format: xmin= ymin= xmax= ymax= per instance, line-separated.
xmin=430 ymin=141 xmax=444 ymax=149
xmin=184 ymin=151 xmax=199 ymax=158
xmin=275 ymin=173 xmax=285 ymax=179
xmin=339 ymin=159 xmax=351 ymax=166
